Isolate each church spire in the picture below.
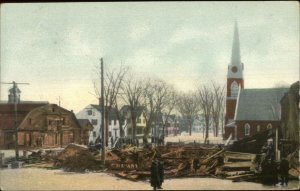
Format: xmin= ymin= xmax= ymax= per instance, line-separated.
xmin=231 ymin=21 xmax=241 ymax=66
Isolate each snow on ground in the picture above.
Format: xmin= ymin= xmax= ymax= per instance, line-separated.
xmin=165 ymin=133 xmax=224 ymax=145
xmin=0 ymin=168 xmax=299 ymax=190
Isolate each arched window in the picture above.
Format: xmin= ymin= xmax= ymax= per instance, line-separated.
xmin=231 ymin=81 xmax=239 ymax=97
xmin=257 ymin=125 xmax=260 ymax=132
xmin=244 ymin=123 xmax=250 ymax=136
xmin=267 ymin=123 xmax=272 ymax=130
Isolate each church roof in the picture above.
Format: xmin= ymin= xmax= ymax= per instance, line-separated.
xmin=235 ymin=88 xmax=289 ymax=121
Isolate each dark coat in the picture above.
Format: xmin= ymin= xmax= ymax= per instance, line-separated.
xmin=150 ymin=161 xmax=160 ymax=187
xmin=158 ymin=161 xmax=164 ymax=183
xmin=279 ymin=158 xmax=289 ymax=176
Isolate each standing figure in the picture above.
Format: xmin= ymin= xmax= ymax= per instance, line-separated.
xmin=279 ymin=157 xmax=289 ymax=186
xmin=157 ymin=158 xmax=164 ymax=189
xmin=150 ymin=159 xmax=160 ymax=190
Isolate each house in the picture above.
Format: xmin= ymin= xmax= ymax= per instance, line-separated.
xmin=120 ymin=105 xmax=146 ymax=138
xmin=16 ymin=104 xmax=91 ymax=148
xmin=0 ymin=85 xmax=48 ymax=149
xmin=224 ymin=22 xmax=289 ymax=141
xmin=76 ymin=104 xmax=120 ymax=144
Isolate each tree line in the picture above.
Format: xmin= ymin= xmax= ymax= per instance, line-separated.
xmin=93 ymin=64 xmax=226 ymax=145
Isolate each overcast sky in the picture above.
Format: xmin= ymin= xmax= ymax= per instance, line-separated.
xmin=1 ymin=2 xmax=299 ymax=113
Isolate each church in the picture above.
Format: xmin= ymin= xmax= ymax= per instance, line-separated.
xmin=223 ymin=22 xmax=289 ymax=141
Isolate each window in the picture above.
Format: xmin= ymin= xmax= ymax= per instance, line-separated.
xmin=267 ymin=123 xmax=272 ymax=130
xmin=257 ymin=125 xmax=260 ymax=132
xmin=87 ymin=110 xmax=92 ymax=115
xmin=143 ymin=119 xmax=146 ymax=124
xmin=244 ymin=123 xmax=250 ymax=136
xmin=109 ymin=120 xmax=112 ymax=125
xmin=114 ymin=120 xmax=116 ymax=125
xmin=28 ymin=118 xmax=32 ymax=125
xmin=109 ymin=131 xmax=112 ymax=137
xmin=137 ymin=118 xmax=141 ymax=123
xmin=93 ymin=131 xmax=96 ymax=137
xmin=231 ymin=81 xmax=239 ymax=98
xmin=91 ymin=119 xmax=98 ymax=125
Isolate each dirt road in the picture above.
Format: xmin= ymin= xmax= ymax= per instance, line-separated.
xmin=1 ymin=168 xmax=299 ymax=190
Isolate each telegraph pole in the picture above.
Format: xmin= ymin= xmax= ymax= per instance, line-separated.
xmin=1 ymin=81 xmax=29 ymax=161
xmin=100 ymin=58 xmax=106 ymax=165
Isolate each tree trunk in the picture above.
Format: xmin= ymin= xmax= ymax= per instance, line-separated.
xmin=131 ymin=114 xmax=136 ymax=139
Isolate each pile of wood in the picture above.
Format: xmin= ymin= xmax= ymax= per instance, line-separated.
xmin=104 ymin=145 xmax=258 ymax=181
xmin=215 ymin=151 xmax=258 ymax=182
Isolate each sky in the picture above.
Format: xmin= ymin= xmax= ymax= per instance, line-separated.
xmin=1 ymin=2 xmax=299 ymax=113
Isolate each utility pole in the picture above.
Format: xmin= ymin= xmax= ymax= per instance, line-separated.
xmin=1 ymin=81 xmax=29 ymax=161
xmin=100 ymin=58 xmax=106 ymax=165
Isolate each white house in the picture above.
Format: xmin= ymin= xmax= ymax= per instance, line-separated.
xmin=76 ymin=104 xmax=120 ymax=145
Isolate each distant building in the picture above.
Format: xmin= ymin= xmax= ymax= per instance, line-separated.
xmin=76 ymin=104 xmax=119 ymax=144
xmin=17 ymin=104 xmax=91 ymax=148
xmin=120 ymin=105 xmax=146 ymax=138
xmin=0 ymin=85 xmax=48 ymax=149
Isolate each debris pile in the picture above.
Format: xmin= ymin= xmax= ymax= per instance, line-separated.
xmin=54 ymin=143 xmax=102 ymax=172
xmin=105 ymin=145 xmax=258 ymax=181
xmin=286 ymin=148 xmax=300 ymax=177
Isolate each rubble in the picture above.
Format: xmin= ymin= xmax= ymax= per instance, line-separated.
xmin=13 ymin=141 xmax=297 ymax=184
xmin=54 ymin=143 xmax=102 ymax=172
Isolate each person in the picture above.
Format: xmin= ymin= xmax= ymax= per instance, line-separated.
xmin=157 ymin=157 xmax=164 ymax=189
xmin=279 ymin=157 xmax=289 ymax=186
xmin=269 ymin=158 xmax=278 ymax=186
xmin=150 ymin=159 xmax=160 ymax=190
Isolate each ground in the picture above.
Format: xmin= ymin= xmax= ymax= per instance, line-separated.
xmin=0 ymin=168 xmax=299 ymax=190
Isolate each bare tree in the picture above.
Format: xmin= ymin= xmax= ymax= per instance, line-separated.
xmin=94 ymin=64 xmax=128 ymax=145
xmin=141 ymin=79 xmax=169 ymax=142
xmin=211 ymin=81 xmax=226 ymax=137
xmin=177 ymin=92 xmax=200 ymax=136
xmin=161 ymin=86 xmax=178 ymax=137
xmin=120 ymin=74 xmax=144 ymax=139
xmin=197 ymin=85 xmax=214 ymax=143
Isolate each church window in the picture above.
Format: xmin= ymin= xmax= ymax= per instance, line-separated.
xmin=244 ymin=123 xmax=250 ymax=136
xmin=257 ymin=125 xmax=260 ymax=132
xmin=231 ymin=81 xmax=239 ymax=97
xmin=267 ymin=123 xmax=272 ymax=129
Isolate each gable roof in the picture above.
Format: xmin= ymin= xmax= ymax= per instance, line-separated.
xmin=90 ymin=104 xmax=118 ymax=120
xmin=235 ymin=88 xmax=288 ymax=121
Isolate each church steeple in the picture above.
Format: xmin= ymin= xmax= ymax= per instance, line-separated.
xmin=224 ymin=21 xmax=245 ymax=140
xmin=227 ymin=21 xmax=243 ymax=79
xmin=231 ymin=21 xmax=241 ymax=66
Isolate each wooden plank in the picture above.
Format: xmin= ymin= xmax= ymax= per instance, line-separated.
xmin=226 ymin=173 xmax=254 ymax=180
xmin=223 ymin=161 xmax=253 ymax=168
xmin=202 ymin=149 xmax=225 ymax=164
xmin=223 ymin=151 xmax=256 ymax=161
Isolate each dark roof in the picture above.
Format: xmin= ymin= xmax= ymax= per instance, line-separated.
xmin=120 ymin=105 xmax=145 ymax=117
xmin=0 ymin=102 xmax=48 ymax=130
xmin=235 ymin=88 xmax=288 ymax=121
xmin=77 ymin=119 xmax=93 ymax=129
